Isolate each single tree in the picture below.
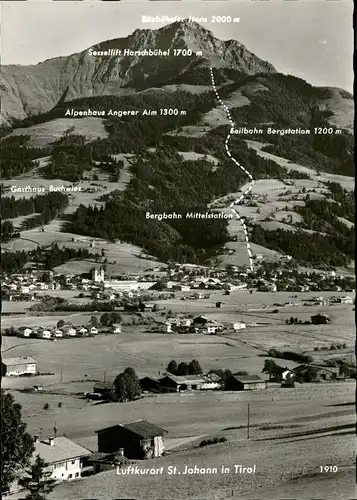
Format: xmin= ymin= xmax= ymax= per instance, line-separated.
xmin=167 ymin=360 xmax=178 ymax=375
xmin=262 ymin=360 xmax=280 ymax=381
xmin=89 ymin=316 xmax=99 ymax=327
xmin=177 ymin=362 xmax=190 ymax=376
xmin=123 ymin=368 xmax=141 ymax=400
xmin=114 ymin=373 xmax=128 ymax=403
xmin=109 ymin=312 xmax=122 ymax=324
xmin=114 ymin=368 xmax=141 ymax=403
xmin=22 ymin=454 xmax=55 ymax=500
xmin=302 ymin=367 xmax=318 ymax=383
xmin=188 ymin=360 xmax=203 ymax=375
xmin=1 ymin=390 xmax=34 ymax=493
xmin=100 ymin=312 xmax=110 ymax=326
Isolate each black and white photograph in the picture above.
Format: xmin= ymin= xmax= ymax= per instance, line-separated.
xmin=0 ymin=1 xmax=355 ymax=499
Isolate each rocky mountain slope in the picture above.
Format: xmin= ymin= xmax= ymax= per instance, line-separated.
xmin=0 ymin=20 xmax=276 ymax=126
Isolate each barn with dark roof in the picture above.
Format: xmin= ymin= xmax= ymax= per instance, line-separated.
xmin=96 ymin=419 xmax=167 ymax=459
xmin=225 ymin=374 xmax=267 ymax=391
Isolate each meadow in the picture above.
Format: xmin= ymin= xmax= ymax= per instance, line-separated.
xmin=7 ymin=118 xmax=109 ymax=148
xmin=2 ymin=290 xmax=354 ymax=382
xmin=17 ymin=380 xmax=353 ymax=500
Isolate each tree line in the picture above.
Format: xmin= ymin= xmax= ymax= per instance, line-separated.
xmin=0 ymin=135 xmax=47 ymax=179
xmin=1 ymin=245 xmax=94 ymax=275
xmin=1 ymin=192 xmax=69 ymax=219
xmin=250 ymin=225 xmax=351 ymax=268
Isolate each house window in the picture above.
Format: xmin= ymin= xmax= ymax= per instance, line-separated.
xmin=71 ymin=460 xmax=76 ymax=465
xmin=75 ymin=472 xmax=79 ymax=478
xmin=68 ymin=474 xmax=73 ymax=479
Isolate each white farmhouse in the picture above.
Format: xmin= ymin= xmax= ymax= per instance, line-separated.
xmin=233 ymin=322 xmax=247 ymax=331
xmin=65 ymin=327 xmax=77 ymax=337
xmin=200 ymin=373 xmax=222 ymax=390
xmin=338 ymin=296 xmax=354 ymax=304
xmin=19 ymin=327 xmax=32 ymax=338
xmin=3 ymin=356 xmax=37 ymax=376
xmin=41 ymin=330 xmax=52 ymax=339
xmin=33 ymin=436 xmax=92 ymax=481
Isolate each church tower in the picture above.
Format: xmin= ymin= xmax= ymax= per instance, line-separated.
xmin=92 ymin=267 xmax=105 ymax=283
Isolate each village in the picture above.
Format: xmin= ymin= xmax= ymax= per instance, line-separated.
xmin=1 ymin=252 xmax=355 ymax=499
xmin=1 ymin=259 xmax=354 ymax=343
xmin=1 ymin=258 xmax=355 ymax=302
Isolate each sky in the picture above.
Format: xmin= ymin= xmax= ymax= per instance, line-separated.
xmin=1 ymin=1 xmax=354 ymax=92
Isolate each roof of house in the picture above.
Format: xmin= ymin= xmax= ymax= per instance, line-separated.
xmin=160 ymin=374 xmax=206 ymax=385
xmin=204 ymin=373 xmax=222 ymax=382
xmin=122 ymin=419 xmax=167 ymax=438
xmin=34 ymin=437 xmax=91 ymax=464
xmin=139 ymin=376 xmax=159 ymax=382
xmin=204 ymin=321 xmax=223 ymax=328
xmin=96 ymin=419 xmax=167 ymax=438
xmin=193 ymin=315 xmax=209 ymax=322
xmin=87 ymin=452 xmax=114 ymax=463
xmin=93 ymin=381 xmax=115 ymax=390
xmin=294 ymin=364 xmax=339 ymax=373
xmin=232 ymin=375 xmax=265 ymax=383
xmin=3 ymin=356 xmax=37 ymax=366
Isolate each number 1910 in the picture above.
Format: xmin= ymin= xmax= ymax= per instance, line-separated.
xmin=320 ymin=466 xmax=338 ymax=472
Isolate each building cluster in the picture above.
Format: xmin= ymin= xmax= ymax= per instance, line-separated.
xmin=140 ymin=373 xmax=267 ymax=392
xmin=91 ymin=371 xmax=267 ymax=399
xmin=303 ymin=295 xmax=354 ymax=307
xmin=7 ymin=323 xmax=122 ymax=341
xmin=163 ymin=315 xmax=246 ymax=334
xmin=2 ymin=272 xmax=61 ymax=302
xmin=280 ymin=364 xmax=343 ymax=385
xmin=7 ymin=419 xmax=168 ymax=494
xmin=2 ymin=262 xmax=354 ymax=307
xmin=1 ymin=268 xmax=157 ymax=303
xmin=163 ymin=315 xmax=226 ymax=335
xmin=250 ymin=266 xmax=355 ymax=293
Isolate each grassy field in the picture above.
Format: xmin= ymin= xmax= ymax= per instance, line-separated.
xmin=6 ymin=380 xmax=355 ymax=448
xmin=2 ymin=132 xmax=354 ymax=272
xmin=47 ymin=430 xmax=354 ymax=500
xmin=2 ymin=162 xmax=162 ymax=274
xmin=318 ymin=87 xmax=354 ymax=133
xmin=207 ymin=147 xmax=355 ymax=268
xmin=7 ymin=118 xmax=109 ymax=147
xmin=2 ymin=290 xmax=354 ymax=375
xmin=3 ymin=288 xmax=355 ymax=500
xmin=1 ymin=227 xmax=161 ymax=275
xmin=14 ymin=380 xmax=352 ymax=500
xmin=245 ymin=140 xmax=354 ymax=191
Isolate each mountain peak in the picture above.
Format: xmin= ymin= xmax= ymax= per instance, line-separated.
xmin=1 ymin=20 xmax=276 ymax=124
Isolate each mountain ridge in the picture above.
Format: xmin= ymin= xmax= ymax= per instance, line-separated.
xmin=0 ymin=20 xmax=276 ymax=126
